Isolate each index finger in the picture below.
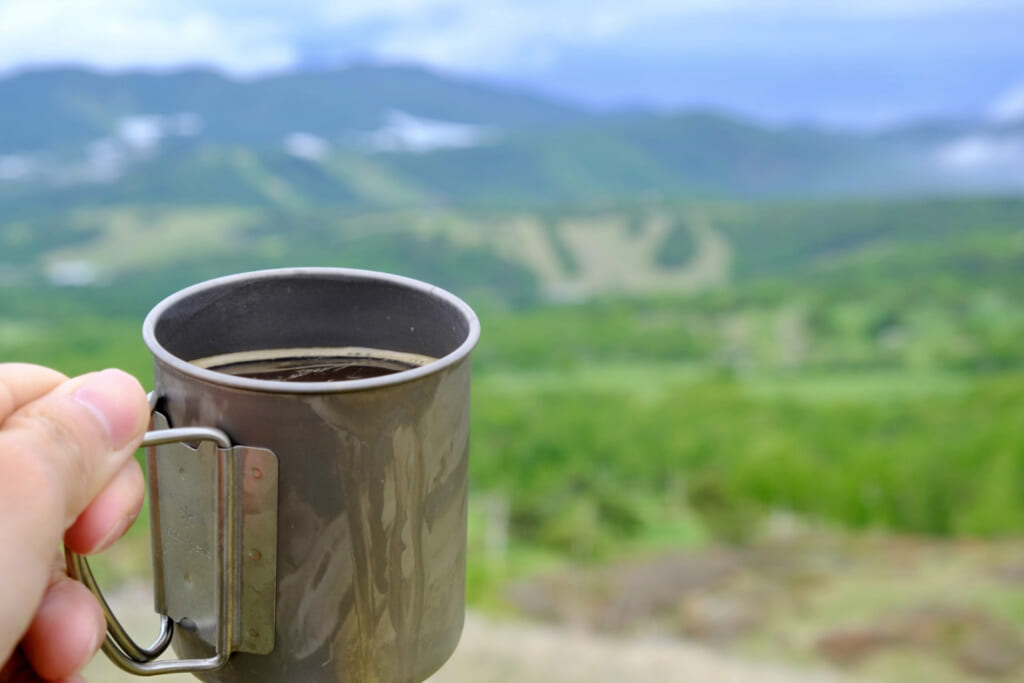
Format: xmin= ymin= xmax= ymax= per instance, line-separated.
xmin=0 ymin=363 xmax=69 ymax=423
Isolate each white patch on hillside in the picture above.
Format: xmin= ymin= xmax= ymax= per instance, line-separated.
xmin=118 ymin=116 xmax=163 ymax=151
xmin=45 ymin=260 xmax=101 ymax=287
xmin=0 ymin=154 xmax=35 ymax=181
xmin=284 ymin=132 xmax=330 ymax=161
xmin=0 ymin=112 xmax=206 ymax=186
xmin=117 ymin=112 xmax=204 ymax=151
xmin=988 ymin=82 xmax=1024 ymax=124
xmin=365 ymin=110 xmax=494 ymax=153
xmin=935 ymin=134 xmax=1024 ymax=171
xmin=85 ymin=139 xmax=124 ymax=182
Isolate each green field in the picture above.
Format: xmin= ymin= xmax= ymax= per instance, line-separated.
xmin=3 ymin=197 xmax=1023 ymax=547
xmin=3 ymin=194 xmax=1024 ymax=679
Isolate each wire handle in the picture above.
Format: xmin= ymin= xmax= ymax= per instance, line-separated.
xmin=65 ymin=424 xmax=238 ymax=676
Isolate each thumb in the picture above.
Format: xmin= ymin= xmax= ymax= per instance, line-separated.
xmin=1 ymin=368 xmax=149 ymax=533
xmin=0 ymin=369 xmax=148 ymax=659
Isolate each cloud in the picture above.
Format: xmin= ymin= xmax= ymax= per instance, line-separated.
xmin=0 ymin=0 xmax=1022 ymax=126
xmin=935 ymin=134 xmax=1024 ymax=171
xmin=295 ymin=1 xmax=721 ymax=73
xmin=314 ymin=0 xmax=1024 ymax=71
xmin=283 ymin=132 xmax=330 ymax=161
xmin=363 ymin=110 xmax=493 ymax=153
xmin=0 ymin=155 xmax=35 ymax=181
xmin=0 ymin=1 xmax=295 ymax=74
xmin=2 ymin=0 xmax=1020 ymax=77
xmin=988 ymin=82 xmax=1024 ymax=124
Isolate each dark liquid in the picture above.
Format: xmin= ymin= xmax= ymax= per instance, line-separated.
xmin=193 ymin=348 xmax=436 ymax=382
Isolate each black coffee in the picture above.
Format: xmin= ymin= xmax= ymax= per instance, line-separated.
xmin=191 ymin=347 xmax=437 ymax=382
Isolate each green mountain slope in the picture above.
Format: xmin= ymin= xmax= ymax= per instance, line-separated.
xmin=0 ymin=64 xmax=589 ymax=154
xmin=1 ymin=66 xmax=1022 ymax=206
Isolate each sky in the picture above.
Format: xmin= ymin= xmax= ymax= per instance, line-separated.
xmin=1 ymin=0 xmax=1024 ymax=128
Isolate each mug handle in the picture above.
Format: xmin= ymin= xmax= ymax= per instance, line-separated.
xmin=64 ymin=396 xmax=243 ymax=676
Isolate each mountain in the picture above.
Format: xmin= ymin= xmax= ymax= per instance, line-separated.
xmin=0 ymin=64 xmax=588 ymax=154
xmin=0 ymin=65 xmax=1022 ymax=209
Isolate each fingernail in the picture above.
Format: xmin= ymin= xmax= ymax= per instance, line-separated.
xmin=72 ymin=369 xmax=141 ymax=449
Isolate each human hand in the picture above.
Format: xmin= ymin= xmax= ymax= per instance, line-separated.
xmin=0 ymin=364 xmax=149 ymax=682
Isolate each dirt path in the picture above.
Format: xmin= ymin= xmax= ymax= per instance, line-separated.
xmin=552 ymin=210 xmax=731 ymax=299
xmin=488 ymin=210 xmax=732 ymax=301
xmin=429 ymin=613 xmax=864 ymax=683
xmin=83 ymin=581 xmax=864 ymax=683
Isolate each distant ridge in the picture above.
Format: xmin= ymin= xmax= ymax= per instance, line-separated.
xmin=1 ymin=65 xmax=1022 ymax=207
xmin=0 ymin=63 xmax=590 ymax=155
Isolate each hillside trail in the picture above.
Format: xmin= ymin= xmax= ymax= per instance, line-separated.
xmin=494 ymin=209 xmax=731 ymax=301
xmin=84 ymin=580 xmax=865 ymax=683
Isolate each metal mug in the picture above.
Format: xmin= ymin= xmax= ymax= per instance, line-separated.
xmin=66 ymin=268 xmax=480 ymax=682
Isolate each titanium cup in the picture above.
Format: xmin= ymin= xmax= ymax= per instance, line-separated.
xmin=67 ymin=268 xmax=480 ymax=683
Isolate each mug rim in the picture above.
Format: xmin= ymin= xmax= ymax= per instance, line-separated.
xmin=142 ymin=267 xmax=481 ymax=394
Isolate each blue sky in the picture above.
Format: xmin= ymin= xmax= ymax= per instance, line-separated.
xmin=1 ymin=0 xmax=1023 ymax=128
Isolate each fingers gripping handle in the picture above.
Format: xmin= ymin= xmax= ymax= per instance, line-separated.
xmin=65 ymin=549 xmax=175 ymax=669
xmin=65 ymin=424 xmax=237 ymax=676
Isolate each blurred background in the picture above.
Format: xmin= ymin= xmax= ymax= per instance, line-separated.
xmin=2 ymin=1 xmax=1024 ymax=681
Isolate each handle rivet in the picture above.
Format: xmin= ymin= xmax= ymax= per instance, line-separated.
xmin=249 ymin=629 xmax=260 ymax=639
xmin=250 ymin=467 xmax=263 ymax=480
xmin=248 ymin=549 xmax=262 ymax=561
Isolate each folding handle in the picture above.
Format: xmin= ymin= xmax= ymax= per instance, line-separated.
xmin=66 ymin=549 xmax=174 ymax=664
xmin=65 ymin=425 xmax=238 ymax=676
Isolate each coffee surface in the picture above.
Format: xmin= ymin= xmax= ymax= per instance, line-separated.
xmin=191 ymin=347 xmax=437 ymax=382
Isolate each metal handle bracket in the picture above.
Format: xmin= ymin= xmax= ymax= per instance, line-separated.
xmin=66 ymin=410 xmax=278 ymax=676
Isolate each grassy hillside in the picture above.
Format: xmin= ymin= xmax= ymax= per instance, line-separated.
xmin=3 ymin=196 xmax=1023 ymax=538
xmin=4 ymin=67 xmax=1023 ymax=210
xmin=5 ymin=64 xmax=1024 ymax=682
xmin=4 ymin=193 xmax=1024 ymax=682
xmin=0 ymin=64 xmax=588 ymax=154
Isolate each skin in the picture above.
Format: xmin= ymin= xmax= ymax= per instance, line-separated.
xmin=0 ymin=364 xmax=149 ymax=683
